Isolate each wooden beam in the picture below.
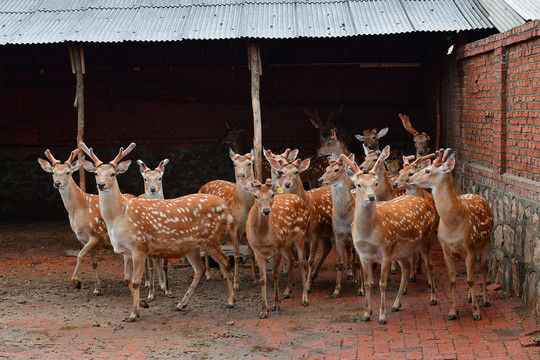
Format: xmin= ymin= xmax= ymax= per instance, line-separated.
xmin=71 ymin=43 xmax=86 ymax=191
xmin=248 ymin=41 xmax=263 ymax=182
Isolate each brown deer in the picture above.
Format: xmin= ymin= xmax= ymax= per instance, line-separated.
xmin=398 ymin=113 xmax=431 ymax=157
xmin=269 ymin=156 xmax=334 ymax=292
xmin=220 ymin=121 xmax=248 ymax=155
xmin=409 ymin=148 xmax=493 ymax=321
xmin=354 ymin=128 xmax=388 ymax=151
xmin=80 ymin=143 xmax=235 ymax=322
xmin=137 ymin=159 xmax=171 ymax=301
xmin=240 ymin=178 xmax=310 ymax=318
xmin=38 ymin=148 xmax=111 ymax=296
xmin=318 ymin=153 xmax=364 ymax=298
xmin=198 ymin=149 xmax=258 ymax=290
xmin=340 ymin=148 xmax=438 ymax=324
xmin=263 ymin=148 xmax=299 ymax=185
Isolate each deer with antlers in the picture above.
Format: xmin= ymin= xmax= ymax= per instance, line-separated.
xmin=318 ymin=153 xmax=364 ymax=298
xmin=269 ymin=156 xmax=334 ymax=292
xmin=80 ymin=143 xmax=235 ymax=322
xmin=38 ymin=148 xmax=112 ymax=296
xmin=354 ymin=128 xmax=389 ymax=152
xmin=340 ymin=147 xmax=438 ymax=324
xmin=198 ymin=149 xmax=259 ymax=290
xmin=137 ymin=159 xmax=171 ymax=301
xmin=240 ymin=178 xmax=310 ymax=318
xmin=399 ymin=113 xmax=431 ymax=157
xmin=220 ymin=122 xmax=248 ymax=155
xmin=409 ymin=148 xmax=493 ymax=321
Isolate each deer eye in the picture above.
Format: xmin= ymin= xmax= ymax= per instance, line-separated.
xmin=375 ymin=182 xmax=378 ymax=187
xmin=159 ymin=178 xmax=162 ymax=181
xmin=408 ymin=173 xmax=413 ymax=177
xmin=110 ymin=173 xmax=115 ymax=177
xmin=247 ymin=162 xmax=252 ymax=166
xmin=334 ymin=168 xmax=339 ymax=173
xmin=357 ymin=184 xmax=361 ymax=188
xmin=277 ymin=170 xmax=283 ymax=175
xmin=425 ymin=169 xmax=430 ymax=174
xmin=254 ymin=195 xmax=258 ymax=200
xmin=271 ymin=193 xmax=275 ymax=198
xmin=294 ymin=171 xmax=299 ymax=175
xmin=66 ymin=171 xmax=70 ymax=175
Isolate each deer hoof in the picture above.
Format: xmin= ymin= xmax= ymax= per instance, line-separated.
xmin=468 ymin=297 xmax=472 ymax=303
xmin=361 ymin=316 xmax=370 ymax=322
xmin=92 ymin=290 xmax=101 ymax=296
xmin=430 ymin=299 xmax=438 ymax=306
xmin=302 ymin=300 xmax=309 ymax=307
xmin=226 ymin=303 xmax=234 ymax=309
xmin=391 ymin=307 xmax=400 ymax=313
xmin=281 ymin=293 xmax=290 ymax=300
xmin=473 ymin=313 xmax=482 ymax=321
xmin=259 ymin=312 xmax=268 ymax=319
xmin=165 ymin=291 xmax=172 ymax=298
xmin=409 ymin=276 xmax=416 ymax=283
xmin=390 ymin=268 xmax=397 ymax=275
xmin=483 ymin=301 xmax=491 ymax=307
xmin=332 ymin=292 xmax=340 ymax=299
xmin=448 ymin=314 xmax=458 ymax=321
xmin=139 ymin=300 xmax=149 ymax=309
xmin=174 ymin=305 xmax=185 ymax=312
xmin=358 ymin=290 xmax=365 ymax=297
xmin=272 ymin=305 xmax=280 ymax=312
xmin=124 ymin=315 xmax=138 ymax=323
xmin=378 ymin=319 xmax=387 ymax=325
xmin=72 ymin=280 xmax=81 ymax=289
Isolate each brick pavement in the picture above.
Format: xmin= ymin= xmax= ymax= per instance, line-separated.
xmin=0 ymin=238 xmax=539 ymax=359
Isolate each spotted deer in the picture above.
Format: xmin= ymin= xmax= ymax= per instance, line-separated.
xmin=269 ymin=156 xmax=334 ymax=292
xmin=340 ymin=150 xmax=438 ymax=324
xmin=137 ymin=159 xmax=171 ymax=301
xmin=80 ymin=143 xmax=235 ymax=322
xmin=398 ymin=113 xmax=431 ymax=157
xmin=38 ymin=148 xmax=111 ymax=296
xmin=409 ymin=148 xmax=493 ymax=321
xmin=318 ymin=153 xmax=364 ymax=298
xmin=263 ymin=148 xmax=299 ymax=184
xmin=198 ymin=149 xmax=258 ymax=290
xmin=240 ymin=178 xmax=310 ymax=318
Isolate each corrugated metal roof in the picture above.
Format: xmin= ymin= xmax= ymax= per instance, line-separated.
xmin=0 ymin=0 xmax=530 ymax=45
xmin=504 ymin=0 xmax=540 ymax=20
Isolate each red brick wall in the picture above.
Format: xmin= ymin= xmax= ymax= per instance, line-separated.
xmin=444 ymin=20 xmax=540 ymax=201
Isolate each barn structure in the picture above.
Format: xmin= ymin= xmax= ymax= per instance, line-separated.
xmin=0 ymin=1 xmax=539 ymax=316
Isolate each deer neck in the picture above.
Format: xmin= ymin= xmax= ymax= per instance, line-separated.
xmin=331 ymin=179 xmax=355 ymax=219
xmin=288 ymin=176 xmax=310 ymax=205
xmin=352 ymin=198 xmax=378 ymax=237
xmin=97 ymin=180 xmax=127 ymax=224
xmin=405 ymin=185 xmax=424 ymax=197
xmin=58 ymin=177 xmax=86 ymax=214
xmin=249 ymin=208 xmax=271 ymax=238
xmin=145 ymin=189 xmax=163 ymax=200
xmin=431 ymin=175 xmax=466 ymax=223
xmin=375 ymin=167 xmax=395 ymax=201
xmin=235 ymin=177 xmax=255 ymax=208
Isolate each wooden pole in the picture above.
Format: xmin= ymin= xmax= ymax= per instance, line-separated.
xmin=248 ymin=41 xmax=263 ymax=182
xmin=71 ymin=43 xmax=86 ymax=191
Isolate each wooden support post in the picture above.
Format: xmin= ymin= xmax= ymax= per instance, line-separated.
xmin=248 ymin=41 xmax=263 ymax=182
xmin=69 ymin=43 xmax=86 ymax=191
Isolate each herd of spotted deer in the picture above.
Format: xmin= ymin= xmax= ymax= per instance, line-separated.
xmin=37 ymin=109 xmax=494 ymax=324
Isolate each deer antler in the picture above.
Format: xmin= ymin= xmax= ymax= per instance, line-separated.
xmin=432 ymin=149 xmax=446 ymax=167
xmin=339 ymin=153 xmax=362 ymax=175
xmin=79 ymin=143 xmax=103 ymax=167
xmin=109 ymin=143 xmax=136 ymax=167
xmin=369 ymin=146 xmax=390 ymax=175
xmin=441 ymin=148 xmax=454 ymax=163
xmin=264 ymin=178 xmax=273 ymax=187
xmin=65 ymin=149 xmax=79 ymax=166
xmin=304 ymin=107 xmax=322 ymax=124
xmin=137 ymin=160 xmax=151 ymax=173
xmin=44 ymin=149 xmax=61 ymax=166
xmin=328 ymin=104 xmax=344 ymax=123
xmin=398 ymin=113 xmax=420 ymax=136
xmin=402 ymin=155 xmax=416 ymax=166
xmin=411 ymin=153 xmax=436 ymax=167
xmin=156 ymin=159 xmax=169 ymax=172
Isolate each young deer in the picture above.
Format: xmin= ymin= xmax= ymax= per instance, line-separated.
xmin=398 ymin=113 xmax=431 ymax=157
xmin=240 ymin=178 xmax=310 ymax=318
xmin=80 ymin=143 xmax=235 ymax=322
xmin=137 ymin=159 xmax=171 ymax=301
xmin=340 ymin=148 xmax=438 ymax=324
xmin=263 ymin=148 xmax=299 ymax=184
xmin=38 ymin=148 xmax=111 ymax=296
xmin=354 ymin=128 xmax=388 ymax=151
xmin=269 ymin=157 xmax=334 ymax=292
xmin=409 ymin=148 xmax=493 ymax=321
xmin=318 ymin=153 xmax=364 ymax=298
xmin=198 ymin=149 xmax=258 ymax=290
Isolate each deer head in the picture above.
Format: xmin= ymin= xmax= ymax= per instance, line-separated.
xmin=408 ymin=149 xmax=457 ymax=189
xmin=137 ymin=159 xmax=169 ymax=197
xmin=354 ymin=128 xmax=388 ymax=151
xmin=318 ymin=153 xmax=355 ymax=187
xmin=304 ymin=104 xmax=344 ymax=143
xmin=269 ymin=158 xmax=310 ymax=191
xmin=398 ymin=114 xmax=431 ymax=156
xmin=38 ymin=149 xmax=82 ymax=190
xmin=229 ymin=148 xmax=255 ymax=180
xmin=239 ymin=178 xmax=275 ymax=216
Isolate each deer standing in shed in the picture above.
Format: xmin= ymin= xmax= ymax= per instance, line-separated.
xmin=240 ymin=178 xmax=310 ymax=318
xmin=318 ymin=153 xmax=364 ymax=298
xmin=340 ymin=148 xmax=438 ymax=324
xmin=81 ymin=143 xmax=235 ymax=322
xmin=198 ymin=149 xmax=259 ymax=290
xmin=38 ymin=148 xmax=111 ymax=296
xmin=354 ymin=128 xmax=388 ymax=152
xmin=408 ymin=148 xmax=493 ymax=321
xmin=220 ymin=122 xmax=248 ymax=155
xmin=269 ymin=156 xmax=334 ymax=292
xmin=137 ymin=159 xmax=171 ymax=301
xmin=399 ymin=113 xmax=431 ymax=157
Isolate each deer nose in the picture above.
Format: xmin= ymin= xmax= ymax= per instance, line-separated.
xmin=367 ymin=194 xmax=376 ymax=202
xmin=318 ymin=178 xmax=324 ymax=186
xmin=418 ymin=149 xmax=424 ymax=155
xmin=150 ymin=186 xmax=157 ymax=193
xmin=284 ymin=182 xmax=291 ymax=189
xmin=97 ymin=183 xmax=105 ymax=190
xmin=392 ymin=183 xmax=398 ymax=189
xmin=53 ymin=181 xmax=61 ymax=188
xmin=262 ymin=208 xmax=270 ymax=216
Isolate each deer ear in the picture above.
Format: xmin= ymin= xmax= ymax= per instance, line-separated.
xmin=239 ymin=176 xmax=255 ymax=193
xmin=158 ymin=159 xmax=169 ymax=173
xmin=116 ymin=160 xmax=131 ymax=174
xmin=299 ymin=158 xmax=310 ymax=172
xmin=38 ymin=158 xmax=54 ymax=173
xmin=80 ymin=159 xmax=97 ymax=173
xmin=354 ymin=134 xmax=365 ymax=142
xmin=70 ymin=160 xmax=83 ymax=172
xmin=424 ymin=133 xmax=431 ymax=141
xmin=440 ymin=157 xmax=455 ymax=173
xmin=362 ymin=144 xmax=370 ymax=156
xmin=137 ymin=160 xmax=147 ymax=175
xmin=417 ymin=159 xmax=431 ymax=170
xmin=288 ymin=149 xmax=299 ymax=162
xmin=377 ymin=127 xmax=389 ymax=139
xmin=229 ymin=148 xmax=237 ymax=161
xmin=344 ymin=165 xmax=356 ymax=179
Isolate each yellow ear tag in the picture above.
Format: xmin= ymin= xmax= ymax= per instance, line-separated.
xmin=276 ymin=186 xmax=284 ymax=194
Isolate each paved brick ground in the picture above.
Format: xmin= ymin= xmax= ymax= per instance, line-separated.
xmin=0 ymin=222 xmax=539 ymax=359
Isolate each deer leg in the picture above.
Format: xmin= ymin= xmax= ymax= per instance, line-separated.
xmin=480 ymin=253 xmax=490 ymax=307
xmin=204 ymin=252 xmax=212 ymax=280
xmin=360 ymin=258 xmax=373 ymax=322
xmin=272 ymin=251 xmax=283 ymax=313
xmin=282 ymin=246 xmax=296 ymax=300
xmin=442 ymin=250 xmax=459 ymax=320
xmin=160 ymin=258 xmax=171 ymax=297
xmin=306 ymin=234 xmax=318 ymax=293
xmin=332 ymin=236 xmax=346 ymax=298
xmin=420 ymin=247 xmax=437 ymax=305
xmin=231 ymin=230 xmax=242 ymax=291
xmin=247 ymin=242 xmax=259 ymax=285
xmin=143 ymin=258 xmax=150 ymax=288
xmin=71 ymin=238 xmax=100 ymax=292
xmin=123 ymin=255 xmax=132 ymax=286
xmin=255 ymin=252 xmax=269 ymax=319
xmin=378 ymin=257 xmax=392 ymax=324
xmin=465 ymin=253 xmax=481 ymax=320
xmin=416 ymin=251 xmax=423 ymax=275
xmin=390 ymin=260 xmax=397 ymax=275
xmin=345 ymin=241 xmax=354 ymax=280
xmin=408 ymin=254 xmax=417 ymax=282
xmin=296 ymin=242 xmax=309 ymax=307
xmin=312 ymin=236 xmax=332 ymax=282
xmin=175 ymin=248 xmax=205 ymax=311
xmin=146 ymin=257 xmax=156 ymax=302
xmin=355 ymin=251 xmax=365 ymax=296
xmin=88 ymin=251 xmax=102 ymax=296
xmin=205 ymin=246 xmax=235 ymax=309
xmin=392 ymin=258 xmax=411 ymax=314
xmin=127 ymin=252 xmax=147 ymax=322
